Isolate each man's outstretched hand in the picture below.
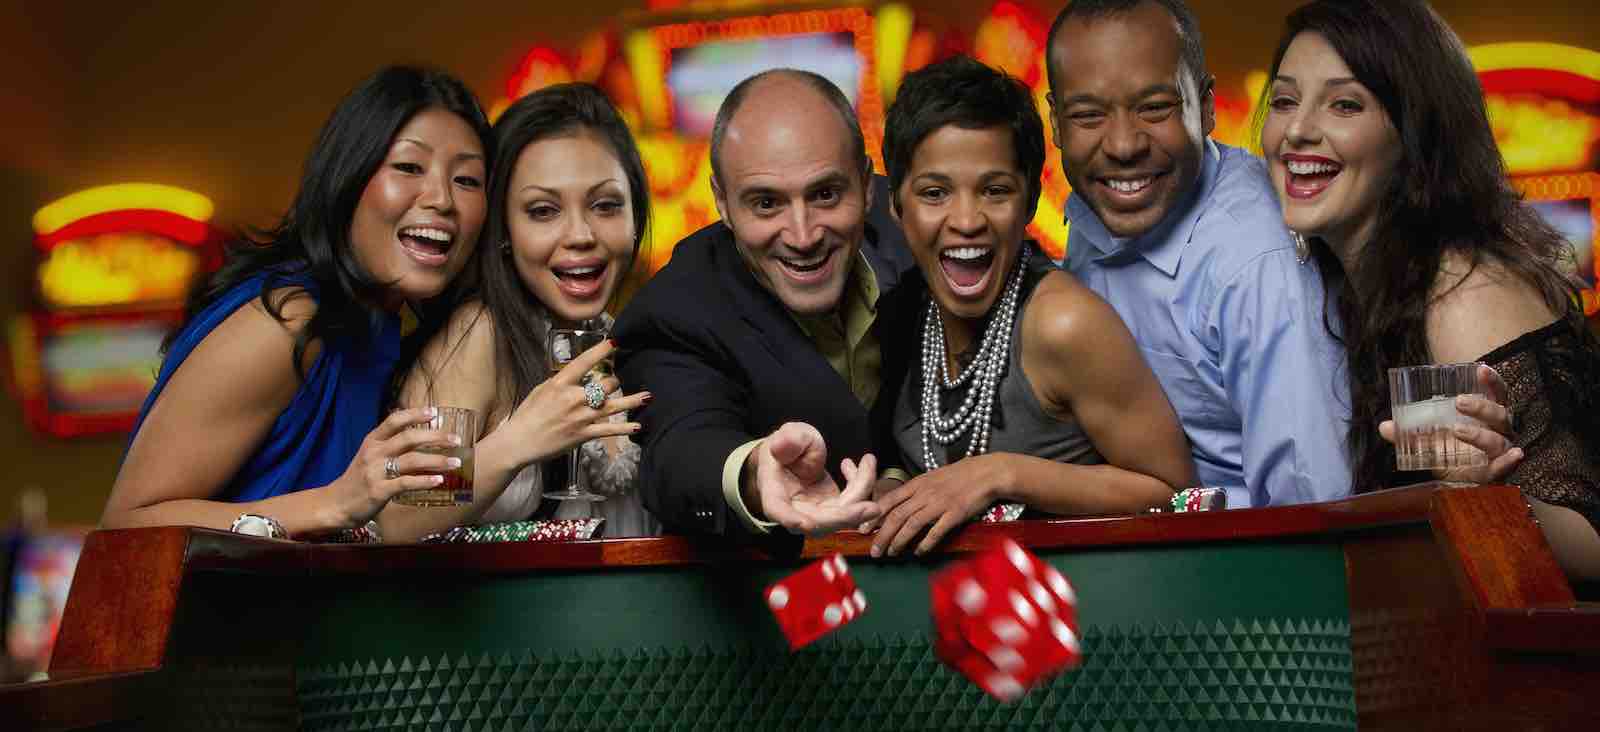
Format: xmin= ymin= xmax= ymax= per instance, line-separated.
xmin=747 ymin=422 xmax=881 ymax=536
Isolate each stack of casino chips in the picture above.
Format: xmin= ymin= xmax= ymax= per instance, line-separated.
xmin=981 ymin=503 xmax=1027 ymax=523
xmin=1169 ymin=486 xmax=1226 ymax=513
xmin=420 ymin=518 xmax=604 ymax=544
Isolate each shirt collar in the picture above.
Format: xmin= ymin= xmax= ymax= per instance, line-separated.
xmin=791 ymin=249 xmax=879 ymax=336
xmin=1065 ymin=138 xmax=1222 ymax=277
xmin=855 ymin=249 xmax=881 ymax=311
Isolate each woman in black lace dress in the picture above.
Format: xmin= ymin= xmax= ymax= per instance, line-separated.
xmin=1257 ymin=0 xmax=1600 ymax=580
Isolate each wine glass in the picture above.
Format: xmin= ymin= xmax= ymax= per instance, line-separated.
xmin=544 ymin=321 xmax=610 ymax=502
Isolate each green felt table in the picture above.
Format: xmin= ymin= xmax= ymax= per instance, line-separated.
xmin=280 ymin=540 xmax=1353 ymax=729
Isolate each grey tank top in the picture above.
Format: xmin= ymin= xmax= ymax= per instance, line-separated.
xmin=894 ymin=258 xmax=1105 ymax=474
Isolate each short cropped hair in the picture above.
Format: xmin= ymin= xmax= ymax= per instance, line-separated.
xmin=1046 ymin=0 xmax=1208 ymax=93
xmin=708 ymin=69 xmax=870 ymax=186
xmin=882 ymin=55 xmax=1046 ymax=220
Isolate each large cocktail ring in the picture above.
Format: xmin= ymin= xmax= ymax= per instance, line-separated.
xmin=584 ymin=381 xmax=608 ymax=410
xmin=385 ymin=456 xmax=400 ymax=480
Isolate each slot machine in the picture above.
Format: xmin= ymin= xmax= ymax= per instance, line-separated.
xmin=1473 ymin=42 xmax=1600 ymax=320
xmin=8 ymin=183 xmax=223 ymax=438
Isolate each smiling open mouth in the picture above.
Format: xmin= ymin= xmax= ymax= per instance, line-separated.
xmin=939 ymin=246 xmax=995 ymax=295
xmin=1097 ymin=172 xmax=1166 ymax=205
xmin=1104 ymin=177 xmax=1152 ymax=193
xmin=777 ymin=249 xmax=836 ymax=281
xmin=1285 ymin=159 xmax=1343 ymax=199
xmin=399 ymin=226 xmax=455 ymax=265
xmin=552 ymin=262 xmax=609 ymax=298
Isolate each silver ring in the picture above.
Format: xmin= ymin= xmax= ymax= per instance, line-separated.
xmin=584 ymin=381 xmax=607 ymax=410
xmin=384 ymin=456 xmax=399 ymax=480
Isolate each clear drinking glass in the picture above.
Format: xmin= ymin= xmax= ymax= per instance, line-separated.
xmin=544 ymin=322 xmax=609 ymax=502
xmin=1388 ymin=362 xmax=1490 ymax=472
xmin=392 ymin=406 xmax=478 ymax=506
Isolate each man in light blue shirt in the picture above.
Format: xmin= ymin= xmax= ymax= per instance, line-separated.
xmin=1044 ymin=0 xmax=1350 ymax=506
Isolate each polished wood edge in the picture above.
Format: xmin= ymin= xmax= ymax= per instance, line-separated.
xmin=1428 ymin=484 xmax=1576 ymax=612
xmin=809 ymin=483 xmax=1438 ymax=559
xmin=1482 ymin=606 xmax=1600 ymax=654
xmin=48 ymin=528 xmax=191 ymax=678
xmin=0 ymin=669 xmax=160 ymax=730
xmin=148 ymin=482 xmax=1453 ymax=577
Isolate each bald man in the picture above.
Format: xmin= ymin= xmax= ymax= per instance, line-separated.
xmin=615 ymin=70 xmax=915 ymax=544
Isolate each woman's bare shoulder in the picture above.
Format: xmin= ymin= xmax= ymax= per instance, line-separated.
xmin=435 ymin=300 xmax=497 ymax=363
xmin=399 ymin=299 xmax=501 ymax=416
xmin=1025 ymin=270 xmax=1128 ymax=358
xmin=1428 ymin=252 xmax=1559 ymax=363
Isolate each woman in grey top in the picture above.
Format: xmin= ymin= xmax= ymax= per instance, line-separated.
xmin=868 ymin=56 xmax=1196 ymax=557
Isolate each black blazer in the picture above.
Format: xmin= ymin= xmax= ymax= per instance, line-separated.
xmin=615 ymin=179 xmax=912 ymax=543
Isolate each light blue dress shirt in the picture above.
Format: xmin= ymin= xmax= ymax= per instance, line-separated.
xmin=1059 ymin=140 xmax=1351 ymax=507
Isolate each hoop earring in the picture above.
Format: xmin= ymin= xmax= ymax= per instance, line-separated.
xmin=1291 ymin=231 xmax=1310 ymax=265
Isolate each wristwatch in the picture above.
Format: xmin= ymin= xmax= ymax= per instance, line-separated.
xmin=230 ymin=513 xmax=290 ymax=540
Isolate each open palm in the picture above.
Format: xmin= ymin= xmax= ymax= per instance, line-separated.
xmin=755 ymin=422 xmax=881 ymax=536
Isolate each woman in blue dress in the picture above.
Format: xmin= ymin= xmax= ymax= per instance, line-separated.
xmin=101 ymin=66 xmax=492 ymax=539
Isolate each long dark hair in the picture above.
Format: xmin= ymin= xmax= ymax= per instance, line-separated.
xmin=172 ymin=65 xmax=492 ymax=378
xmin=1256 ymin=0 xmax=1582 ymax=491
xmin=395 ymin=83 xmax=651 ymax=414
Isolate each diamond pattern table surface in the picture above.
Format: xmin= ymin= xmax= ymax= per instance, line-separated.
xmin=299 ymin=618 xmax=1356 ymax=731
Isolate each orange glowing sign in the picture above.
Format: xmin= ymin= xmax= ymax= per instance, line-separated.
xmin=874 ymin=3 xmax=914 ymax=103
xmin=1471 ymin=43 xmax=1600 ymax=176
xmin=1487 ymin=95 xmax=1600 ymax=175
xmin=633 ymin=133 xmax=716 ymax=278
xmin=972 ymin=0 xmax=1047 ymax=87
xmin=33 ymin=183 xmax=213 ymax=241
xmin=505 ymin=47 xmax=575 ymax=101
xmin=18 ymin=184 xmax=221 ymax=438
xmin=1471 ymin=42 xmax=1600 ymax=102
xmin=1513 ymin=172 xmax=1600 ymax=316
xmin=40 ymin=233 xmax=202 ymax=309
xmin=640 ymin=7 xmax=885 ymax=167
xmin=31 ymin=184 xmax=220 ymax=309
xmin=1468 ymin=43 xmax=1600 ymax=316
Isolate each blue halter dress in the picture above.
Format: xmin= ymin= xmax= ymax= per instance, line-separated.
xmin=127 ymin=270 xmax=401 ymax=502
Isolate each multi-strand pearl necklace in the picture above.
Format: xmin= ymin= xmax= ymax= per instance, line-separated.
xmin=919 ymin=249 xmax=1028 ymax=470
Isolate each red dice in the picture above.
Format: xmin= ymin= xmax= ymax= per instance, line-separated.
xmin=930 ymin=538 xmax=1081 ymax=701
xmin=766 ymin=553 xmax=868 ymax=651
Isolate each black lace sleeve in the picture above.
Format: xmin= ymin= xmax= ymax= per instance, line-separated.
xmin=1480 ymin=318 xmax=1600 ymax=532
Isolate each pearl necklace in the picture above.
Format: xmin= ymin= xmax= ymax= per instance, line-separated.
xmin=920 ymin=249 xmax=1028 ymax=470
